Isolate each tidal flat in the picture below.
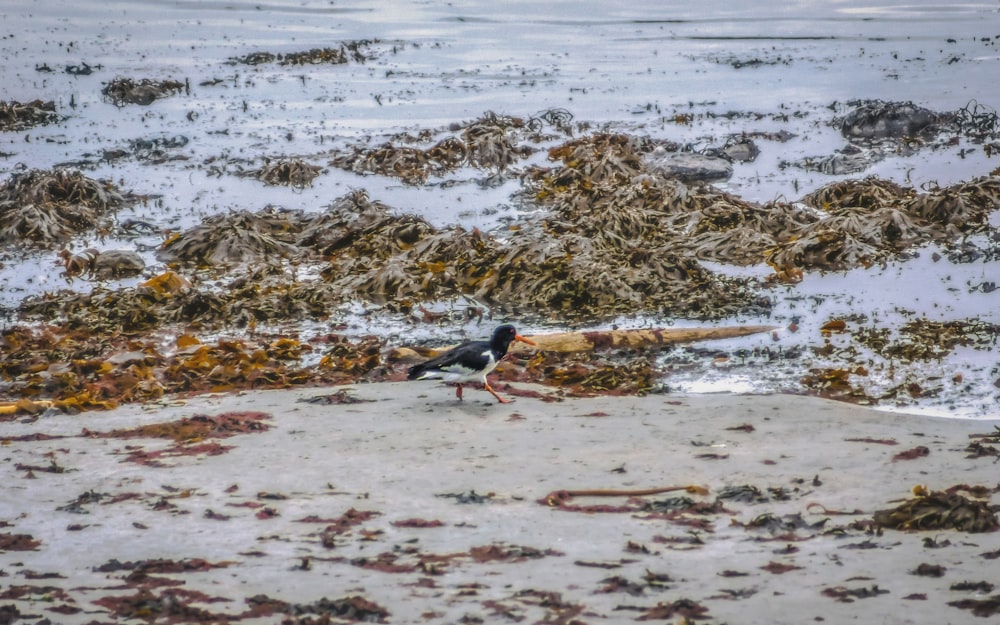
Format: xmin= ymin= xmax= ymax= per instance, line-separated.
xmin=1 ymin=1 xmax=999 ymax=417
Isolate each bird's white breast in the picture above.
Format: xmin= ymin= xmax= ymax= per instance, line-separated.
xmin=437 ymin=349 xmax=497 ymax=382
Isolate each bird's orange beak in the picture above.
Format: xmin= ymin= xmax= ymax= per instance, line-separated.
xmin=514 ymin=334 xmax=536 ymax=346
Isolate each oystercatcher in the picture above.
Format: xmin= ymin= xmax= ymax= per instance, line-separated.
xmin=407 ymin=324 xmax=536 ymax=403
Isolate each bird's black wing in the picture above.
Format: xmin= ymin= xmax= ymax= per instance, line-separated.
xmin=407 ymin=340 xmax=486 ymax=379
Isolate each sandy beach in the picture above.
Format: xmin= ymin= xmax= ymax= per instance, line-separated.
xmin=2 ymin=382 xmax=998 ymax=624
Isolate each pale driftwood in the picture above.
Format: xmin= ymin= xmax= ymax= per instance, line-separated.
xmin=0 ymin=399 xmax=54 ymax=416
xmin=510 ymin=326 xmax=777 ymax=354
xmin=391 ymin=325 xmax=778 ymax=361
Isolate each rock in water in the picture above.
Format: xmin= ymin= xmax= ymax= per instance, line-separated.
xmin=645 ymin=151 xmax=733 ymax=182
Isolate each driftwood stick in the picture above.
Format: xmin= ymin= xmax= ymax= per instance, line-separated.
xmin=0 ymin=399 xmax=54 ymax=416
xmin=392 ymin=325 xmax=778 ymax=360
xmin=541 ymin=484 xmax=710 ymax=507
xmin=510 ymin=326 xmax=778 ymax=355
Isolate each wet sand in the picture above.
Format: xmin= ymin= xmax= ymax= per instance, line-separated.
xmin=2 ymin=383 xmax=998 ymax=623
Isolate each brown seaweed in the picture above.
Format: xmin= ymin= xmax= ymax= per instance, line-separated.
xmin=249 ymin=158 xmax=323 ymax=188
xmin=873 ymin=489 xmax=999 ymax=533
xmin=158 ymin=206 xmax=304 ymax=266
xmin=101 ymin=77 xmax=186 ymax=106
xmin=229 ymin=41 xmax=377 ymax=66
xmin=0 ymin=99 xmax=60 ymax=131
xmin=0 ymin=169 xmax=128 ymax=246
xmin=332 ymin=111 xmax=535 ymax=184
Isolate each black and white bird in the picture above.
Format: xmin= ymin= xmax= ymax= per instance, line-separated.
xmin=407 ymin=324 xmax=536 ymax=403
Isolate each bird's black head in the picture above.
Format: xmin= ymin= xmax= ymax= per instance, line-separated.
xmin=490 ymin=324 xmax=518 ymax=349
xmin=489 ymin=324 xmax=536 ymax=356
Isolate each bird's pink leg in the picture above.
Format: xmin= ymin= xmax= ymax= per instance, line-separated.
xmin=455 ymin=384 xmax=463 ymax=400
xmin=484 ymin=381 xmax=512 ymax=404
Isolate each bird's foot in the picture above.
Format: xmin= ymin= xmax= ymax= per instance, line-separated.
xmin=484 ymin=382 xmax=512 ymax=404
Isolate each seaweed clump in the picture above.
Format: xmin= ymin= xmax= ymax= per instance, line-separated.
xmin=332 ymin=111 xmax=535 ymax=184
xmin=0 ymin=169 xmax=129 ymax=246
xmin=874 ymin=488 xmax=998 ymax=533
xmin=282 ymin=41 xmax=376 ymax=65
xmin=249 ymin=158 xmax=323 ymax=189
xmin=101 ymin=77 xmax=186 ymax=106
xmin=158 ymin=206 xmax=305 ymax=266
xmin=854 ymin=318 xmax=1000 ymax=362
xmin=228 ymin=41 xmax=378 ymax=66
xmin=527 ymin=132 xmax=813 ymax=269
xmin=0 ymin=99 xmax=60 ymax=131
xmin=318 ymin=154 xmax=770 ymax=320
xmin=766 ymin=175 xmax=1000 ymax=273
xmin=21 ymin=196 xmax=422 ymax=330
xmin=519 ymin=132 xmax=778 ymax=316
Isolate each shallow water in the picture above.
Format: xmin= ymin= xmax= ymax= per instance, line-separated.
xmin=1 ymin=0 xmax=999 ymax=417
